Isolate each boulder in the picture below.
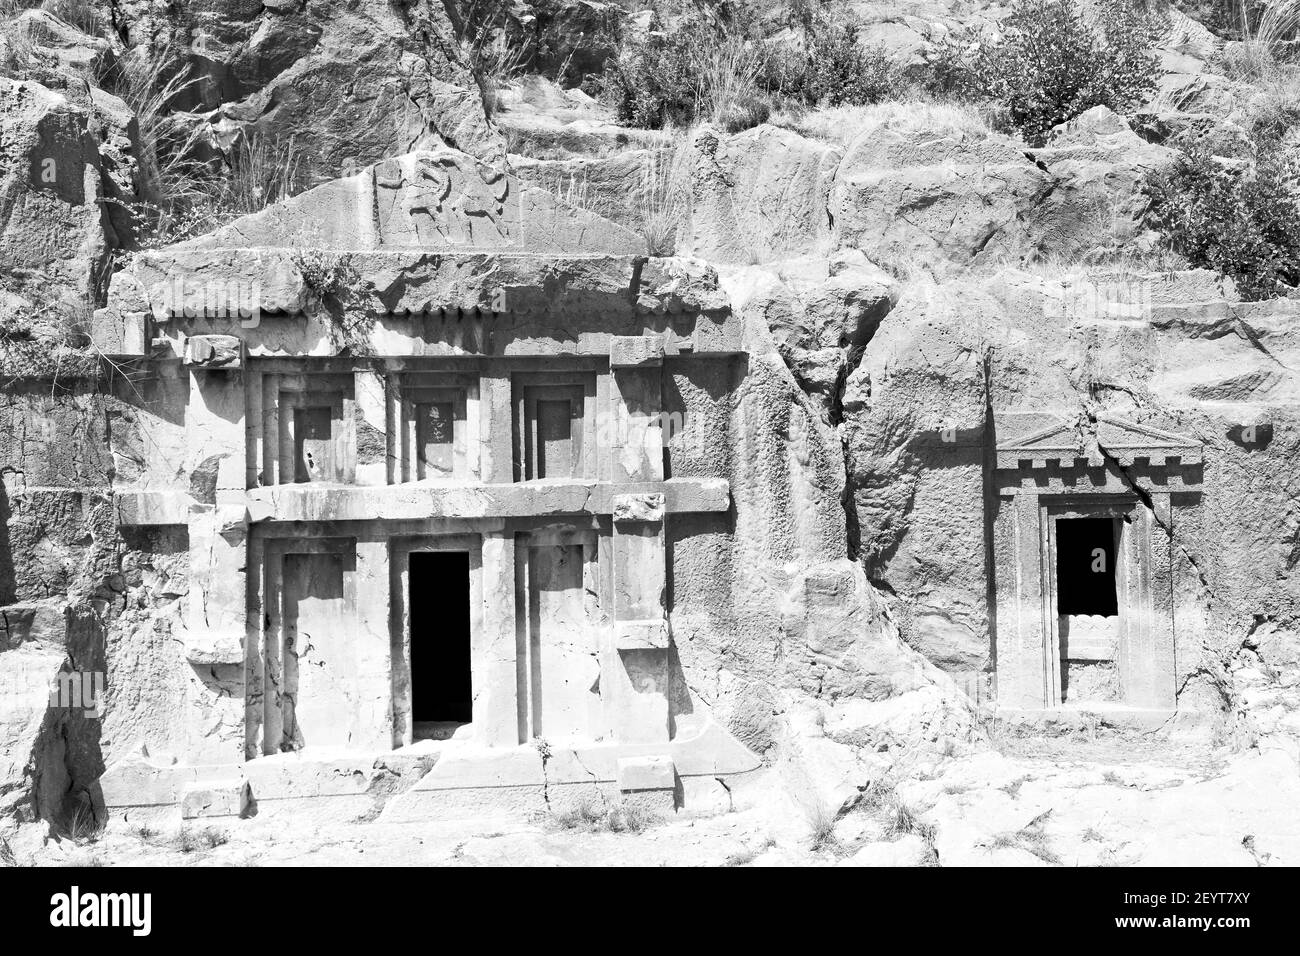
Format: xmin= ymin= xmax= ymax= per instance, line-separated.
xmin=684 ymin=124 xmax=841 ymax=265
xmin=838 ymin=833 xmax=931 ymax=866
xmin=0 ymin=75 xmax=116 ymax=305
xmin=495 ymin=78 xmax=668 ymax=160
xmin=1028 ymin=106 xmax=1176 ymax=261
xmin=832 ymin=120 xmax=1055 ymax=270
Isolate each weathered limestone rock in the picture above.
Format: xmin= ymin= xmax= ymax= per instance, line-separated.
xmin=838 ymin=833 xmax=931 ymax=866
xmin=1028 ymin=106 xmax=1176 ymax=260
xmin=0 ymin=75 xmax=116 ymax=303
xmin=109 ymin=0 xmax=501 ymax=182
xmin=13 ymin=8 xmax=113 ymax=75
xmin=496 ymin=78 xmax=669 ymax=160
xmin=724 ymin=252 xmax=897 ymax=419
xmin=833 ymin=121 xmax=1056 ymax=270
xmin=179 ymin=779 xmax=250 ymax=819
xmin=683 ymin=124 xmax=842 ymax=265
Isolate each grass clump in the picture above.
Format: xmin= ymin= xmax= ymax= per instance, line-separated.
xmin=58 ymin=799 xmax=105 ymax=845
xmin=990 ymin=810 xmax=1061 ymax=864
xmin=172 ymin=826 xmax=230 ymax=854
xmin=803 ymin=798 xmax=840 ymax=851
xmin=94 ymin=46 xmax=307 ymax=251
xmin=724 ymin=836 xmax=776 ymax=866
xmin=549 ymin=795 xmax=661 ymax=834
xmin=40 ymin=0 xmax=102 ymax=35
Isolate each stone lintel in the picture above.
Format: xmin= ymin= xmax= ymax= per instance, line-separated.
xmin=244 ymin=478 xmax=728 ymax=523
xmin=610 ymin=335 xmax=665 ymax=368
xmin=180 ymin=779 xmax=250 ymax=819
xmin=115 ymin=491 xmax=194 ymax=526
xmin=616 ymin=755 xmax=676 ymax=792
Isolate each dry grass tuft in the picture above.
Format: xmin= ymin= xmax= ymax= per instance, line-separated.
xmin=548 ymin=796 xmax=661 ymax=834
xmin=803 ymin=798 xmax=840 ymax=851
xmin=1222 ymin=0 xmax=1300 ymax=81
xmin=772 ymin=98 xmax=995 ymax=145
xmin=637 ymin=136 xmax=692 ymax=256
xmin=991 ymin=810 xmax=1061 ymax=864
xmin=691 ymin=31 xmax=769 ymax=133
xmin=40 ymin=0 xmax=102 ymax=35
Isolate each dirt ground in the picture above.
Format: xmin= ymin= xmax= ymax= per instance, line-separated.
xmin=5 ymin=729 xmax=1296 ymax=868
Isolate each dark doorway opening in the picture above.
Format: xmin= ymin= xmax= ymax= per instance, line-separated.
xmin=1056 ymin=518 xmax=1118 ymax=616
xmin=410 ymin=551 xmax=472 ymax=733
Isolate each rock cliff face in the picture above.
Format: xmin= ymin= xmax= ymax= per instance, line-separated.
xmin=108 ymin=0 xmax=501 ymax=180
xmin=841 ymin=271 xmax=1300 ymax=715
xmin=1 ymin=0 xmax=1299 ymax=848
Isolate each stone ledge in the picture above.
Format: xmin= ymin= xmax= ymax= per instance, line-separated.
xmin=180 ymin=779 xmax=250 ymax=820
xmin=115 ymin=491 xmax=194 ymax=526
xmin=117 ymin=479 xmax=728 ymax=527
xmin=244 ymin=478 xmax=729 ymax=523
xmin=995 ymin=706 xmax=1177 ymax=732
xmin=616 ymin=755 xmax=676 ymax=792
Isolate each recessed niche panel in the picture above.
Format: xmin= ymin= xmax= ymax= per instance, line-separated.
xmin=394 ymin=373 xmax=478 ymax=482
xmin=259 ymin=371 xmax=355 ymax=486
xmin=512 ymin=372 xmax=596 ymax=481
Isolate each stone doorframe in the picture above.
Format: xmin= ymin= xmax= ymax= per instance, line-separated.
xmin=1041 ymin=496 xmax=1149 ymax=708
xmin=991 ymin=414 xmax=1202 ymax=714
xmin=255 ymin=536 xmax=361 ymax=755
xmin=389 ymin=534 xmax=485 ymax=748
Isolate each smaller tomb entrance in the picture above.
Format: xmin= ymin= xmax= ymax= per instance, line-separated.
xmin=991 ymin=415 xmax=1200 ymax=714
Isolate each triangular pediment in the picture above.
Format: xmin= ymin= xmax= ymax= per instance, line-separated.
xmin=996 ymin=415 xmax=1201 ymax=468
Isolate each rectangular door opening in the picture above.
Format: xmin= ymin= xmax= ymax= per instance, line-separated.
xmin=409 ymin=551 xmax=472 ymax=738
xmin=1055 ymin=516 xmax=1120 ymax=703
xmin=1056 ymin=517 xmax=1118 ymax=616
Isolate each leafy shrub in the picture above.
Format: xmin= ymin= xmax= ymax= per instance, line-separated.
xmin=603 ymin=12 xmax=710 ymax=128
xmin=604 ymin=7 xmax=903 ymax=130
xmin=1147 ymin=148 xmax=1300 ymax=299
xmin=760 ymin=14 xmax=905 ymax=107
xmin=450 ymin=0 xmax=625 ymax=87
xmin=932 ymin=0 xmax=1162 ymax=146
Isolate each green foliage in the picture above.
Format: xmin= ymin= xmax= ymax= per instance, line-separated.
xmin=603 ymin=6 xmax=904 ymax=130
xmin=292 ymin=250 xmax=374 ymax=354
xmin=603 ymin=11 xmax=708 ymax=128
xmin=932 ymin=0 xmax=1162 ymax=146
xmin=759 ymin=13 xmax=905 ymax=107
xmin=1147 ymin=147 xmax=1300 ymax=300
xmin=451 ymin=0 xmax=626 ymax=87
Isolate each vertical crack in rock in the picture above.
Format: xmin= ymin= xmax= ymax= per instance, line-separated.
xmin=832 ymin=300 xmax=888 ymax=564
